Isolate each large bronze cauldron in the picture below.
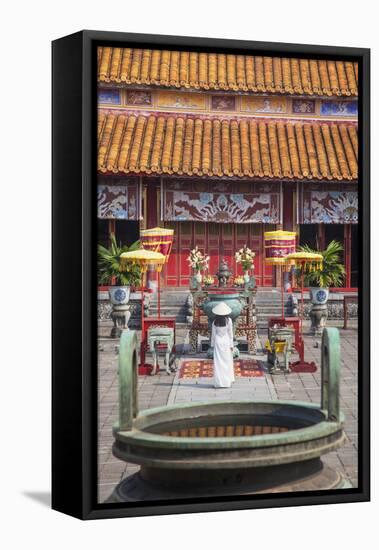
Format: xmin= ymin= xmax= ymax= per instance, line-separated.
xmin=109 ymin=328 xmax=349 ymax=501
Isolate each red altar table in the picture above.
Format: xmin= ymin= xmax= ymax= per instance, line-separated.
xmin=189 ymin=287 xmax=257 ymax=354
xmin=140 ymin=316 xmax=176 ymax=375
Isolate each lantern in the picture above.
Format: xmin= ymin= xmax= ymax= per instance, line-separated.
xmin=140 ymin=227 xmax=174 ymax=263
xmin=264 ymin=230 xmax=297 ymax=265
xmin=264 ymin=231 xmax=297 ymax=317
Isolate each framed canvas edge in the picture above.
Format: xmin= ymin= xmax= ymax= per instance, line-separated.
xmin=52 ymin=29 xmax=370 ymax=521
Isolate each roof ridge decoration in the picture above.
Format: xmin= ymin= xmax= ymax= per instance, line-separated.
xmin=97 ymin=112 xmax=358 ymax=181
xmin=98 ymin=47 xmax=359 ymax=98
xmin=98 ymin=106 xmax=359 ymax=125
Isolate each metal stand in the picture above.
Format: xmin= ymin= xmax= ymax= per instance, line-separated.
xmin=289 ymin=267 xmax=316 ymax=371
xmin=138 ymin=276 xmax=154 ymax=375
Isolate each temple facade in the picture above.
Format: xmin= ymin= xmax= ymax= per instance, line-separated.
xmin=97 ymin=47 xmax=358 ymax=289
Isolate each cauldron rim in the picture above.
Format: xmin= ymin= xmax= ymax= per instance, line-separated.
xmin=113 ymin=399 xmax=344 ymax=450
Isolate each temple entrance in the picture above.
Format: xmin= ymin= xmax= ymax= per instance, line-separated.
xmin=163 ymin=221 xmax=275 ymax=288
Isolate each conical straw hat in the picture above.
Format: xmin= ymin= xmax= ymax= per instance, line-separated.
xmin=212 ymin=302 xmax=232 ymax=316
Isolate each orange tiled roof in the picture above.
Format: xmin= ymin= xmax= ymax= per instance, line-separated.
xmin=98 ymin=47 xmax=358 ymax=97
xmin=98 ymin=112 xmax=358 ymax=181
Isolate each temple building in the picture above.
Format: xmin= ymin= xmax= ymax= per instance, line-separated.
xmin=97 ymin=47 xmax=358 ymax=290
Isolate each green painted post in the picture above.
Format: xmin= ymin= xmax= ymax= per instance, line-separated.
xmin=321 ymin=327 xmax=340 ymax=422
xmin=118 ymin=330 xmax=138 ymax=431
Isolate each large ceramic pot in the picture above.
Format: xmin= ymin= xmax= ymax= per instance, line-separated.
xmin=108 ymin=286 xmax=131 ymax=338
xmin=109 ymin=285 xmax=131 ymax=306
xmin=310 ymin=287 xmax=329 ymax=305
xmin=309 ymin=287 xmax=329 ymax=336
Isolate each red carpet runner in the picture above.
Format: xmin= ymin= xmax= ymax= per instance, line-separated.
xmin=179 ymin=359 xmax=264 ymax=379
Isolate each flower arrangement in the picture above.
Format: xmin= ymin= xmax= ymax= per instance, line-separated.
xmin=233 ymin=275 xmax=245 ymax=287
xmin=235 ymin=245 xmax=255 ymax=272
xmin=187 ymin=246 xmax=210 ymax=272
xmin=203 ymin=274 xmax=215 ymax=286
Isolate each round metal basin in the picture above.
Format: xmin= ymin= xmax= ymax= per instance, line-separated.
xmin=113 ymin=400 xmax=344 ymax=470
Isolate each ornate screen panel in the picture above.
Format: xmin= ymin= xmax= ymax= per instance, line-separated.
xmin=299 ymin=184 xmax=358 ymax=224
xmin=162 ymin=179 xmax=281 ymax=224
xmin=97 ymin=177 xmax=141 ymax=220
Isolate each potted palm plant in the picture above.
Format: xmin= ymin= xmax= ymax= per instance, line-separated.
xmin=98 ymin=234 xmax=141 ymax=336
xmin=297 ymin=240 xmax=345 ymax=334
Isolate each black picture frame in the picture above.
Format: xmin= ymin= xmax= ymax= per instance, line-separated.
xmin=52 ymin=30 xmax=370 ymax=520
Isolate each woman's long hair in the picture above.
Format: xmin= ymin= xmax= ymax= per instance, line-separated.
xmin=214 ymin=315 xmax=229 ymax=327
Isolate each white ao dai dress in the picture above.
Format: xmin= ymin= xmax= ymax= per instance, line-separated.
xmin=211 ymin=317 xmax=235 ymax=388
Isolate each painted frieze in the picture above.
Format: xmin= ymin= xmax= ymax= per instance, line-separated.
xmin=320 ymin=100 xmax=358 ymax=116
xmin=211 ymin=95 xmax=236 ymax=111
xmin=126 ymin=90 xmax=152 ymax=105
xmin=157 ymin=91 xmax=206 ymax=110
xmin=162 ymin=180 xmax=280 ymax=223
xmin=97 ymin=178 xmax=140 ymax=219
xmin=292 ymin=99 xmax=315 ymax=114
xmin=98 ymin=89 xmax=121 ymax=105
xmin=241 ymin=96 xmax=286 ymax=113
xmin=300 ymin=187 xmax=358 ymax=224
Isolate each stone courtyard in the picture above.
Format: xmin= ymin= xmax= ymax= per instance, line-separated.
xmin=97 ymin=320 xmax=358 ymax=503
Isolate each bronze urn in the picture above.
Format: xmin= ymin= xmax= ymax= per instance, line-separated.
xmin=216 ymin=259 xmax=232 ymax=287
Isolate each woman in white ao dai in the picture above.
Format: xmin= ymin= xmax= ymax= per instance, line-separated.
xmin=211 ymin=302 xmax=235 ymax=388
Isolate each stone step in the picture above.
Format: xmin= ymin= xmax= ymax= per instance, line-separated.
xmin=149 ymin=305 xmax=188 ymax=314
xmin=147 ymin=286 xmax=294 ymax=328
xmin=149 ymin=294 xmax=189 ymax=306
xmin=148 ymin=306 xmax=188 ymax=322
xmin=256 ymin=308 xmax=283 ymax=312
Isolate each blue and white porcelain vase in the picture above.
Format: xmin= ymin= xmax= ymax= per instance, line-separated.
xmin=108 ymin=286 xmax=131 ymax=338
xmin=310 ymin=287 xmax=329 ymax=305
xmin=309 ymin=287 xmax=329 ymax=336
xmin=109 ymin=286 xmax=131 ymax=306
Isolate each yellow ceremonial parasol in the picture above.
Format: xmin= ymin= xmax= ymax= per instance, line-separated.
xmin=264 ymin=230 xmax=297 ymax=318
xmin=120 ymin=248 xmax=166 ymax=371
xmin=140 ymin=227 xmax=175 ymax=317
xmin=284 ymin=251 xmax=323 ymax=270
xmin=284 ymin=251 xmax=323 ymax=335
xmin=120 ymin=248 xmax=166 ymax=273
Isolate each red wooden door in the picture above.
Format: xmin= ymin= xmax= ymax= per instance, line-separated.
xmin=207 ymin=223 xmax=220 ymax=275
xmin=164 ymin=221 xmax=179 ymax=287
xmin=259 ymin=223 xmax=276 ymax=287
xmin=235 ymin=224 xmax=274 ymax=287
xmin=235 ymin=225 xmax=249 ymax=277
xmin=164 ymin=221 xmax=192 ymax=287
xmin=221 ymin=224 xmax=234 ymax=273
xmin=193 ymin=222 xmax=207 ymax=268
xmin=163 ymin=221 xmax=274 ymax=287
